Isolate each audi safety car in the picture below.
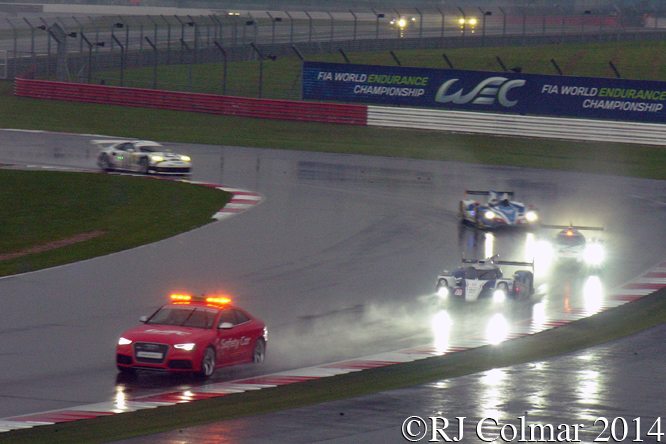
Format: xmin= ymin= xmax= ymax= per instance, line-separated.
xmin=435 ymin=255 xmax=534 ymax=302
xmin=94 ymin=139 xmax=192 ymax=175
xmin=116 ymin=294 xmax=267 ymax=378
xmin=539 ymin=224 xmax=605 ymax=270
xmin=459 ymin=190 xmax=539 ymax=229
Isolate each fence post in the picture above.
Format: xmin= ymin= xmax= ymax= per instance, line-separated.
xmin=145 ymin=37 xmax=158 ymax=88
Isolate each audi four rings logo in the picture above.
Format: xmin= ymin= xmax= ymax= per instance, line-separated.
xmin=435 ymin=77 xmax=526 ymax=107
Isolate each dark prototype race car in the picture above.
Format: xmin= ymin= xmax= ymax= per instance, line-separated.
xmin=116 ymin=294 xmax=267 ymax=378
xmin=435 ymin=255 xmax=534 ymax=302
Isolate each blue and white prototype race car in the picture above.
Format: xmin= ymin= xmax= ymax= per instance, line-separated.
xmin=435 ymin=255 xmax=534 ymax=302
xmin=459 ymin=190 xmax=539 ymax=229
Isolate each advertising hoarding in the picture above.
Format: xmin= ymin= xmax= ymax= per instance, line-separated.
xmin=302 ymin=61 xmax=666 ymax=123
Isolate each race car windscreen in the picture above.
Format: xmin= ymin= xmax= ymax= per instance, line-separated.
xmin=139 ymin=146 xmax=170 ymax=153
xmin=464 ymin=268 xmax=499 ymax=280
xmin=146 ymin=306 xmax=217 ymax=329
xmin=555 ymin=234 xmax=586 ymax=246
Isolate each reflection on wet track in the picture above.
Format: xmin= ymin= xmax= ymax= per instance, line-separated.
xmin=1 ymin=130 xmax=666 ymax=424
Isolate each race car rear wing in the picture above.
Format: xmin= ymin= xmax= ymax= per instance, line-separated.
xmin=541 ymin=224 xmax=604 ymax=231
xmin=462 ymin=254 xmax=534 ymax=269
xmin=464 ymin=190 xmax=515 ymax=197
xmin=91 ymin=139 xmax=162 ymax=149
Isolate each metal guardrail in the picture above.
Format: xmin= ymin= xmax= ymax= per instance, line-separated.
xmin=367 ymin=105 xmax=666 ymax=146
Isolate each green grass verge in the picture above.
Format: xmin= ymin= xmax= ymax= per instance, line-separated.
xmin=3 ymin=286 xmax=665 ymax=444
xmin=0 ymin=169 xmax=231 ymax=277
xmin=99 ymin=40 xmax=666 ymax=95
xmin=3 ymin=79 xmax=666 ymax=181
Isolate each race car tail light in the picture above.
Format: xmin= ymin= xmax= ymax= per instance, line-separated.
xmin=566 ymin=230 xmax=574 ymax=236
xmin=170 ymin=294 xmax=192 ymax=301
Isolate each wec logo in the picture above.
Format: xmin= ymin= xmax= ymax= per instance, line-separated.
xmin=435 ymin=77 xmax=525 ymax=107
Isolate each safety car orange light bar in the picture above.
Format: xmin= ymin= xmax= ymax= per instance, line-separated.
xmin=206 ymin=297 xmax=231 ymax=304
xmin=170 ymin=294 xmax=192 ymax=301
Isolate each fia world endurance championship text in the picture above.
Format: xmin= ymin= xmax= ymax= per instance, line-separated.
xmin=401 ymin=415 xmax=665 ymax=442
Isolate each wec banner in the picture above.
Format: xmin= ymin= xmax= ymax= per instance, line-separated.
xmin=302 ymin=61 xmax=666 ymax=123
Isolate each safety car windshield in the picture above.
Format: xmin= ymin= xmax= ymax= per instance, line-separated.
xmin=146 ymin=306 xmax=218 ymax=329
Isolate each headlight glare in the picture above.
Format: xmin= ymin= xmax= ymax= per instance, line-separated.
xmin=484 ymin=211 xmax=495 ymax=219
xmin=526 ymin=211 xmax=538 ymax=222
xmin=151 ymin=155 xmax=164 ymax=162
xmin=584 ymin=243 xmax=604 ymax=265
xmin=180 ymin=155 xmax=191 ymax=162
xmin=174 ymin=343 xmax=196 ymax=351
xmin=493 ymin=290 xmax=506 ymax=302
xmin=118 ymin=337 xmax=132 ymax=346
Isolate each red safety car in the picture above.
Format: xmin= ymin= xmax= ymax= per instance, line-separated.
xmin=116 ymin=294 xmax=267 ymax=378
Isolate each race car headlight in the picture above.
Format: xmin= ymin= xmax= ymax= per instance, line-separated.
xmin=180 ymin=155 xmax=191 ymax=162
xmin=150 ymin=155 xmax=164 ymax=162
xmin=398 ymin=18 xmax=406 ymax=27
xmin=118 ymin=337 xmax=132 ymax=346
xmin=484 ymin=211 xmax=495 ymax=219
xmin=437 ymin=286 xmax=449 ymax=298
xmin=493 ymin=290 xmax=506 ymax=302
xmin=526 ymin=211 xmax=538 ymax=222
xmin=174 ymin=343 xmax=196 ymax=351
xmin=584 ymin=243 xmax=604 ymax=265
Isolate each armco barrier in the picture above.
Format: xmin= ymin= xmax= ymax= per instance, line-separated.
xmin=14 ymin=78 xmax=666 ymax=146
xmin=367 ymin=105 xmax=666 ymax=147
xmin=12 ymin=78 xmax=367 ymax=126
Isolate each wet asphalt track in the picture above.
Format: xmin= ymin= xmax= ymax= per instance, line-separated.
xmin=1 ymin=130 xmax=666 ymax=422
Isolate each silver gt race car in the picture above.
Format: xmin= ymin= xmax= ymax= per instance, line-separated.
xmin=94 ymin=139 xmax=192 ymax=175
xmin=459 ymin=190 xmax=539 ymax=229
xmin=539 ymin=224 xmax=604 ymax=269
xmin=435 ymin=255 xmax=534 ymax=302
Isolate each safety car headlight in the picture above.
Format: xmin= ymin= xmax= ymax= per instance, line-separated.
xmin=174 ymin=343 xmax=196 ymax=351
xmin=180 ymin=155 xmax=191 ymax=162
xmin=526 ymin=211 xmax=538 ymax=222
xmin=493 ymin=290 xmax=506 ymax=302
xmin=584 ymin=243 xmax=604 ymax=265
xmin=150 ymin=155 xmax=164 ymax=162
xmin=118 ymin=337 xmax=132 ymax=346
xmin=484 ymin=211 xmax=495 ymax=219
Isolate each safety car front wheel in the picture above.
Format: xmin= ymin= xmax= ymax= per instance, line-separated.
xmin=253 ymin=338 xmax=266 ymax=364
xmin=198 ymin=347 xmax=216 ymax=378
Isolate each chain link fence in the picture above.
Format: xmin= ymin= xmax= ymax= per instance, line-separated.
xmin=1 ymin=3 xmax=664 ymax=95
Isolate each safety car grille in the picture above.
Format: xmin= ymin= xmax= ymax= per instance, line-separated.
xmin=134 ymin=342 xmax=169 ymax=364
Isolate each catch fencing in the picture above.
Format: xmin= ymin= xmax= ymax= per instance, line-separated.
xmin=1 ymin=3 xmax=665 ymax=84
